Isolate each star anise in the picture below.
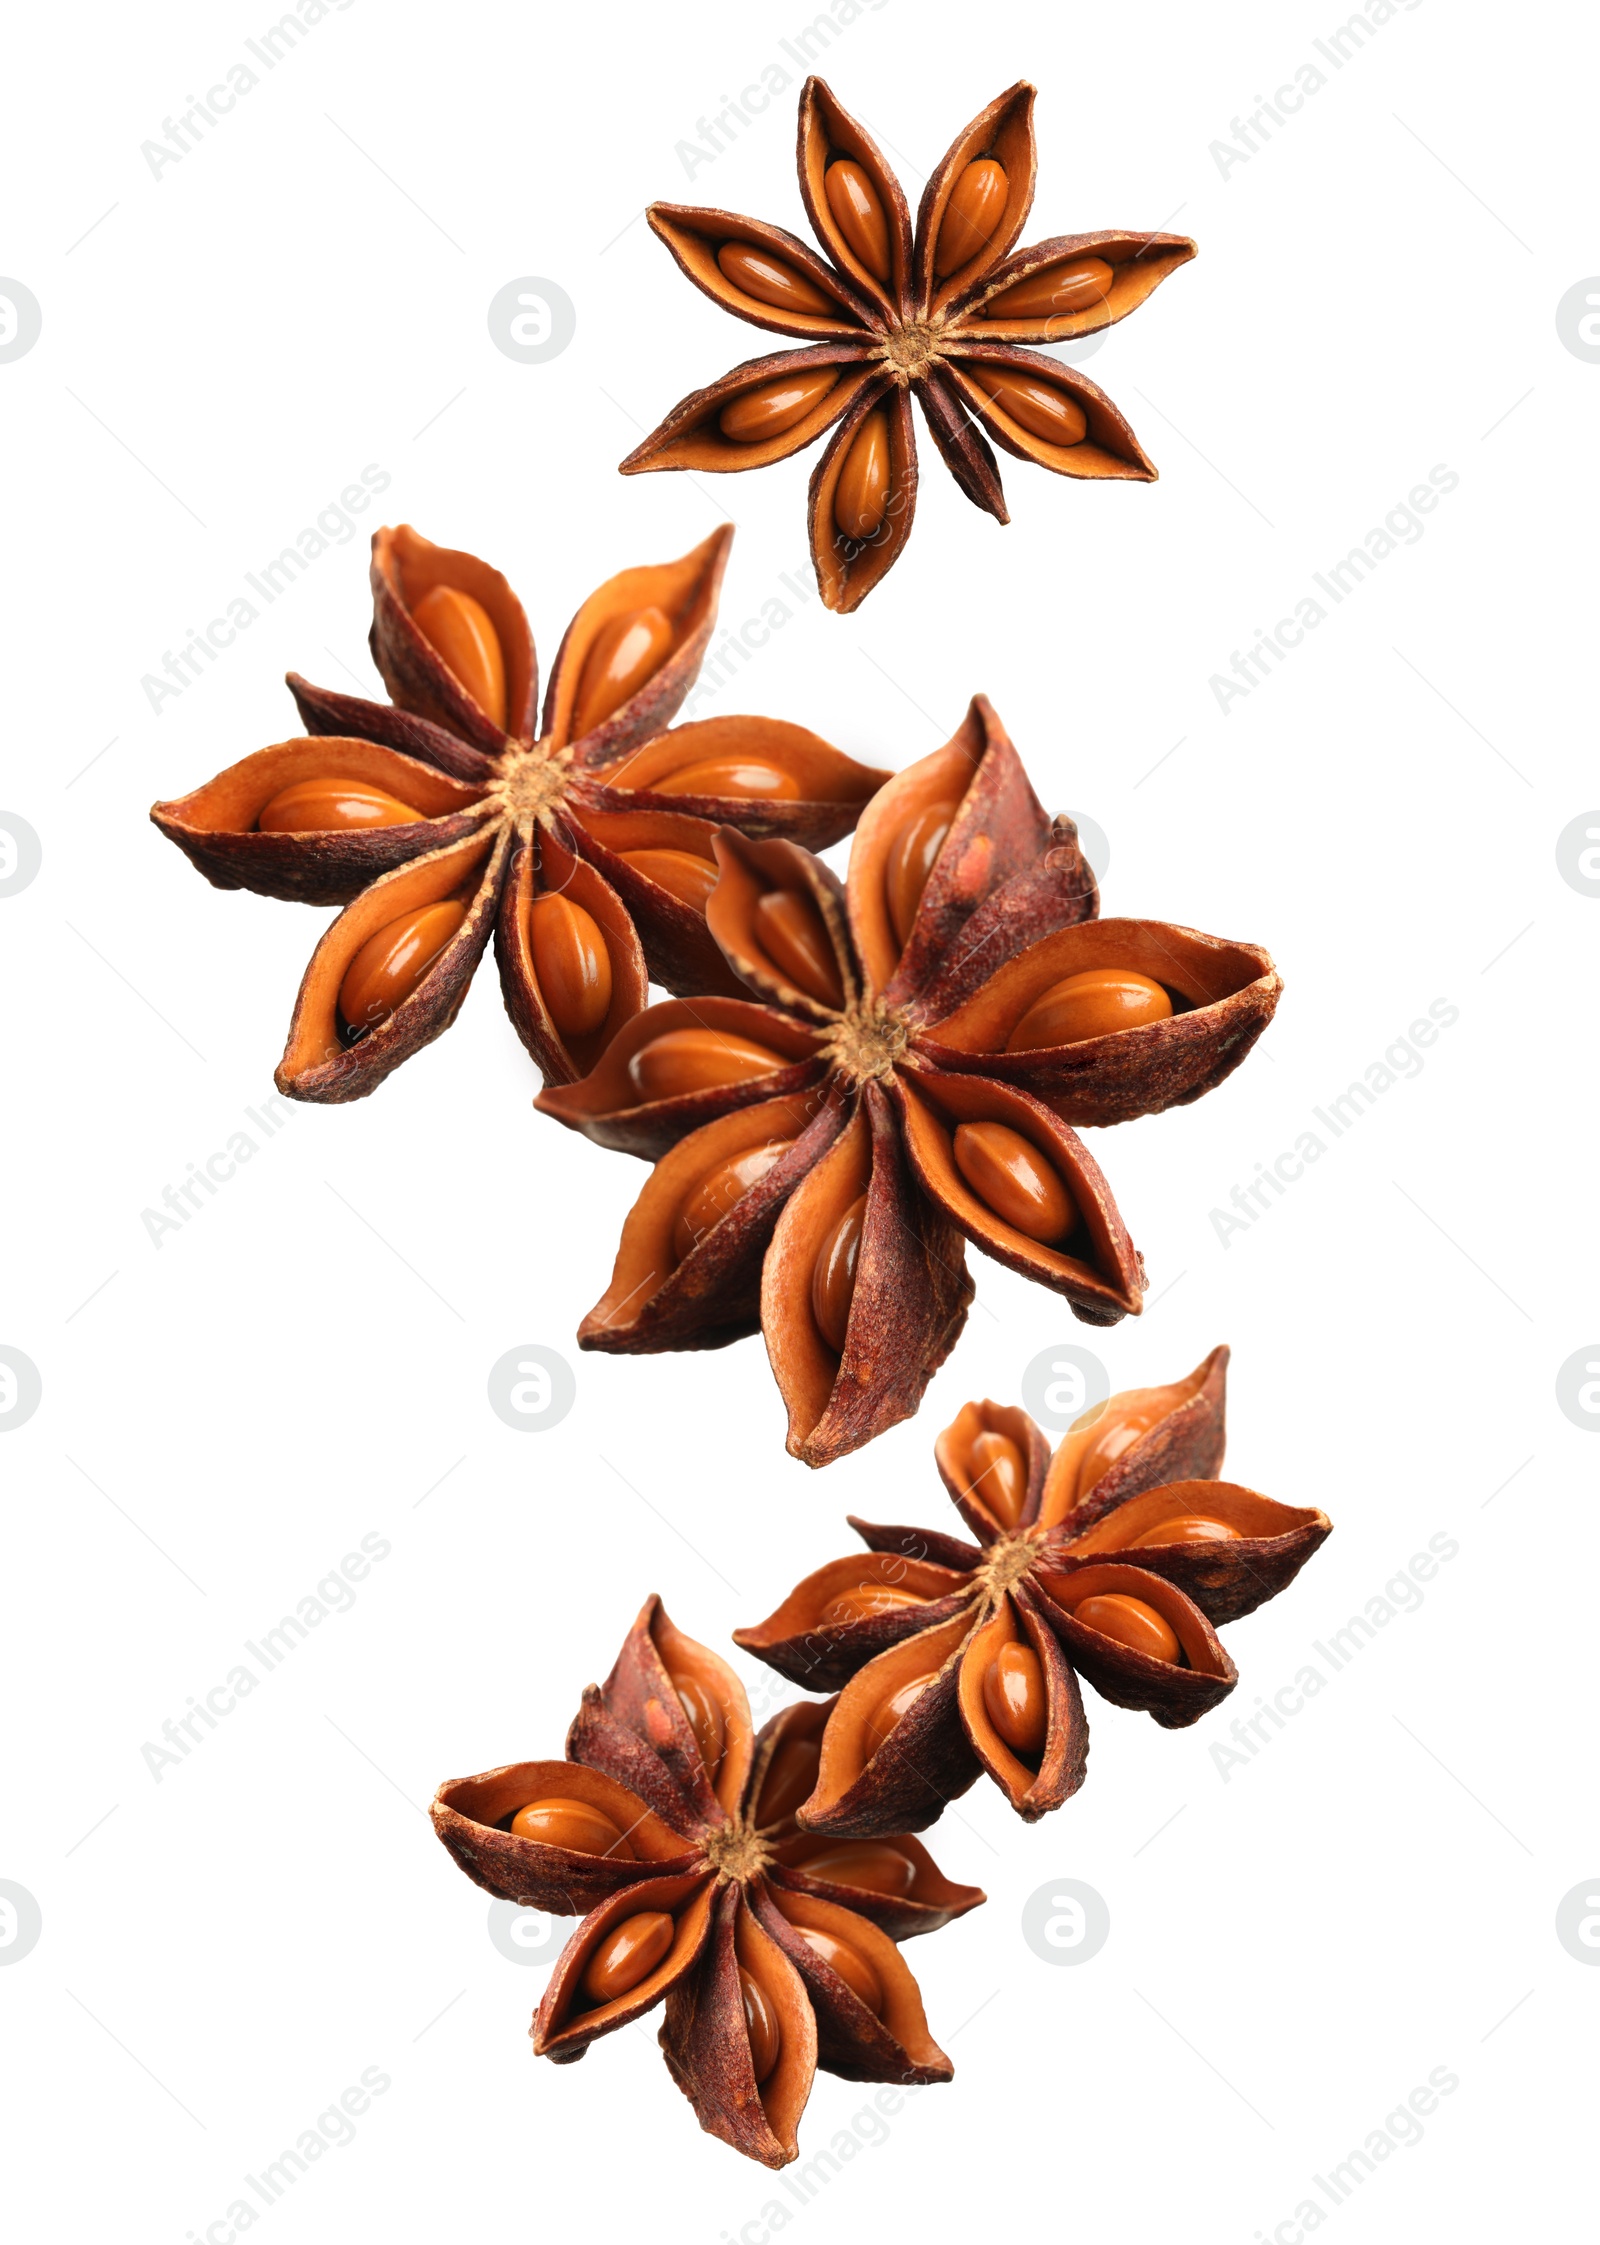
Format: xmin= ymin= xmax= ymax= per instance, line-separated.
xmin=539 ymin=697 xmax=1279 ymax=1464
xmin=430 ymin=1597 xmax=982 ymax=2168
xmin=622 ymin=78 xmax=1195 ymax=610
xmin=151 ymin=524 xmax=886 ymax=1101
xmin=733 ymin=1349 xmax=1332 ymax=1831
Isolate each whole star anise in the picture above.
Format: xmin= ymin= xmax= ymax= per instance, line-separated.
xmin=151 ymin=524 xmax=886 ymax=1102
xmin=540 ymin=698 xmax=1279 ymax=1464
xmin=623 ymin=78 xmax=1195 ymax=610
xmin=733 ymin=1349 xmax=1332 ymax=1831
xmin=430 ymin=1598 xmax=982 ymax=2168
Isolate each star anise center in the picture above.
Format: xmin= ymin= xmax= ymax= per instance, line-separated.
xmin=820 ymin=993 xmax=915 ymax=1087
xmin=701 ymin=1816 xmax=773 ymax=1886
xmin=973 ymin=1531 xmax=1048 ymax=1602
xmin=491 ymin=741 xmax=575 ymax=831
xmin=880 ymin=318 xmax=947 ymax=383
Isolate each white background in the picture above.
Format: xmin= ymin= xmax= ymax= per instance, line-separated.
xmin=2 ymin=2 xmax=1594 ymax=2239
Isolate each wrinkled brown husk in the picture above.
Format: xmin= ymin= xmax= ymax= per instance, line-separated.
xmin=624 ymin=76 xmax=1195 ymax=609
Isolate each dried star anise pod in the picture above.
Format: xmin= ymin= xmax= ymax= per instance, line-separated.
xmin=150 ymin=524 xmax=887 ymax=1102
xmin=539 ymin=697 xmax=1279 ymax=1464
xmin=623 ymin=77 xmax=1195 ymax=611
xmin=430 ymin=1597 xmax=982 ymax=2168
xmin=733 ymin=1348 xmax=1332 ymax=1831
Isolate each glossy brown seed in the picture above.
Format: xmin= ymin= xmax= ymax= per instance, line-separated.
xmin=411 ymin=584 xmax=507 ymax=729
xmin=573 ymin=605 xmax=674 ymax=736
xmin=257 ymin=778 xmax=424 ymax=834
xmin=965 ymin=1428 xmax=1027 ymax=1527
xmin=951 ymin=1121 xmax=1078 ymax=1244
xmin=811 ymin=1193 xmax=866 ymax=1353
xmin=670 ymin=1668 xmax=727 ymax=1773
xmin=755 ymin=1734 xmax=821 ymax=1827
xmin=1069 ymin=1592 xmax=1181 ymax=1666
xmin=795 ymin=1924 xmax=883 ymax=2014
xmin=1007 ymin=969 xmax=1173 ymax=1050
xmin=338 ymin=900 xmax=466 ymax=1032
xmin=509 ymin=1797 xmax=634 ymax=1858
xmin=1128 ymin=1515 xmax=1241 ymax=1549
xmin=672 ymin=1138 xmax=794 ymax=1262
xmin=527 ymin=892 xmax=612 ymax=1039
xmin=715 ymin=239 xmax=837 ymax=317
xmin=984 ymin=255 xmax=1115 ymax=321
xmin=863 ymin=1670 xmax=937 ymax=1757
xmin=740 ymin=1966 xmax=782 ymax=2085
xmin=755 ymin=888 xmax=846 ymax=1007
xmin=787 ymin=1840 xmax=917 ymax=1898
xmin=616 ymin=847 xmax=718 ymax=911
xmin=626 ymin=1027 xmax=787 ymax=1104
xmin=820 ymin=1584 xmax=929 ymax=1628
xmin=581 ymin=1909 xmax=675 ymax=2004
xmin=884 ymin=798 xmax=957 ymax=949
xmin=982 ymin=1642 xmax=1048 ymax=1757
xmin=972 ymin=367 xmax=1089 ymax=447
xmin=824 ymin=158 xmax=891 ymax=280
xmin=651 ymin=756 xmax=803 ymax=801
xmin=935 ymin=157 xmax=1008 ymax=277
xmin=833 ymin=410 xmax=890 ymax=542
xmin=719 ymin=367 xmax=841 ymax=443
xmin=1072 ymin=1393 xmax=1175 ymax=1499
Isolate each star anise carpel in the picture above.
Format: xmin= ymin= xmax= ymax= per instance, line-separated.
xmin=540 ymin=698 xmax=1280 ymax=1465
xmin=430 ymin=1597 xmax=982 ymax=2168
xmin=734 ymin=1350 xmax=1333 ymax=1830
xmin=623 ymin=78 xmax=1196 ymax=610
xmin=151 ymin=523 xmax=887 ymax=1102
